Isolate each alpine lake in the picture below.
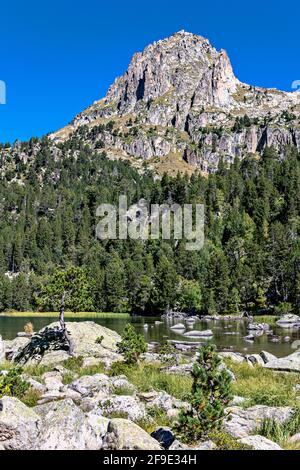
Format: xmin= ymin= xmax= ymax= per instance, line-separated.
xmin=1 ymin=314 xmax=300 ymax=357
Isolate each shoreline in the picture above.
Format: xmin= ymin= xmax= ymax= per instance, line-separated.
xmin=0 ymin=311 xmax=130 ymax=319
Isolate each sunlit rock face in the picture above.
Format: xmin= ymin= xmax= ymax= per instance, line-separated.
xmin=52 ymin=30 xmax=300 ymax=173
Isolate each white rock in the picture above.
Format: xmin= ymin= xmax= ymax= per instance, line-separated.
xmin=238 ymin=435 xmax=282 ymax=450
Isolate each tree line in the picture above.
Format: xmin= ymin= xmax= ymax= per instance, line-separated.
xmin=1 ymin=135 xmax=300 ymax=315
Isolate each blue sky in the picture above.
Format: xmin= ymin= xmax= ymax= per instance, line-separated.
xmin=0 ymin=0 xmax=299 ymax=143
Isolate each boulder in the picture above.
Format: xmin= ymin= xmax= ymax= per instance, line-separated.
xmin=151 ymin=427 xmax=175 ymax=449
xmin=276 ymin=314 xmax=300 ymax=328
xmin=98 ymin=395 xmax=147 ymax=421
xmin=264 ymin=351 xmax=300 ymax=373
xmin=246 ymin=354 xmax=265 ymax=366
xmin=195 ymin=440 xmax=217 ymax=450
xmin=169 ymin=439 xmax=188 ymax=450
xmin=34 ymin=399 xmax=99 ymax=450
xmin=184 ymin=329 xmax=213 ymax=337
xmin=288 ymin=433 xmax=300 ymax=444
xmin=170 ymin=323 xmax=186 ymax=330
xmin=85 ymin=409 xmax=110 ymax=449
xmin=218 ymin=352 xmax=245 ymax=363
xmin=142 ymin=390 xmax=189 ymax=419
xmin=17 ymin=321 xmax=123 ymax=365
xmin=103 ymin=418 xmax=162 ymax=450
xmin=260 ymin=350 xmax=277 ymax=364
xmin=69 ymin=373 xmax=111 ymax=397
xmin=111 ymin=375 xmax=136 ymax=392
xmin=248 ymin=323 xmax=270 ymax=331
xmin=38 ymin=350 xmax=71 ymax=366
xmin=4 ymin=337 xmax=30 ymax=361
xmin=238 ymin=435 xmax=282 ymax=450
xmin=42 ymin=371 xmax=64 ymax=391
xmin=0 ymin=396 xmax=41 ymax=449
xmin=224 ymin=405 xmax=293 ymax=438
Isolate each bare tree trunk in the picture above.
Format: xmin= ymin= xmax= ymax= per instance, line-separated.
xmin=59 ymin=293 xmax=75 ymax=356
xmin=59 ymin=293 xmax=66 ymax=331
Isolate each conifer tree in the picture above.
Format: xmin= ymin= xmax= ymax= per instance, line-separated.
xmin=174 ymin=343 xmax=233 ymax=443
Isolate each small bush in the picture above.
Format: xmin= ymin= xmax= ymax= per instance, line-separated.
xmin=0 ymin=367 xmax=30 ymax=399
xmin=117 ymin=324 xmax=147 ymax=364
xmin=24 ymin=322 xmax=34 ymax=335
xmin=173 ymin=343 xmax=233 ymax=443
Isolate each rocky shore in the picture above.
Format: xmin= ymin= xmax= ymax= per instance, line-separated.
xmin=1 ymin=321 xmax=300 ymax=450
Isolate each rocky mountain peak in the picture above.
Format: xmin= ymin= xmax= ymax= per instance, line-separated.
xmin=51 ymin=32 xmax=300 ymax=175
xmin=104 ymin=30 xmax=238 ymax=116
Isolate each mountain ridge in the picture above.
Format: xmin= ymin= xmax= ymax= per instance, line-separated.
xmin=33 ymin=31 xmax=300 ymax=173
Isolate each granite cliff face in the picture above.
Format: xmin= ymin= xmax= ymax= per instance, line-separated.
xmin=52 ymin=30 xmax=300 ymax=174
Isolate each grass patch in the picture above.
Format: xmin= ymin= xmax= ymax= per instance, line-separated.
xmin=227 ymin=360 xmax=300 ymax=407
xmin=109 ymin=362 xmax=192 ymax=401
xmin=63 ymin=356 xmax=106 ymax=378
xmin=0 ymin=311 xmax=130 ymax=319
xmin=252 ymin=315 xmax=279 ymax=325
xmin=257 ymin=408 xmax=300 ymax=448
xmin=21 ymin=388 xmax=42 ymax=407
xmin=207 ymin=430 xmax=252 ymax=450
xmin=113 ymin=386 xmax=135 ymax=396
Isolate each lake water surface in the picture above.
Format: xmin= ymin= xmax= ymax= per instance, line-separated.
xmin=0 ymin=315 xmax=299 ymax=357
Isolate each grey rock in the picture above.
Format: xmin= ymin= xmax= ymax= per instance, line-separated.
xmin=276 ymin=314 xmax=300 ymax=328
xmin=170 ymin=323 xmax=186 ymax=330
xmin=195 ymin=440 xmax=217 ymax=450
xmin=69 ymin=373 xmax=111 ymax=396
xmin=238 ymin=435 xmax=282 ymax=450
xmin=246 ymin=354 xmax=265 ymax=366
xmin=98 ymin=395 xmax=147 ymax=421
xmin=103 ymin=418 xmax=162 ymax=450
xmin=0 ymin=397 xmax=41 ymax=450
xmin=224 ymin=405 xmax=293 ymax=438
xmin=34 ymin=399 xmax=99 ymax=450
xmin=218 ymin=352 xmax=245 ymax=363
xmin=264 ymin=351 xmax=300 ymax=373
xmin=248 ymin=323 xmax=270 ymax=331
xmin=260 ymin=350 xmax=277 ymax=364
xmin=184 ymin=329 xmax=213 ymax=337
xmin=169 ymin=439 xmax=188 ymax=450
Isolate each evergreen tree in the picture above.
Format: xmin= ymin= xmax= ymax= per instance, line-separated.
xmin=174 ymin=343 xmax=233 ymax=443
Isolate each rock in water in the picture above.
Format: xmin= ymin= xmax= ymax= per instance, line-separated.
xmin=0 ymin=397 xmax=41 ymax=450
xmin=103 ymin=419 xmax=162 ymax=450
xmin=276 ymin=314 xmax=300 ymax=328
xmin=170 ymin=323 xmax=186 ymax=330
xmin=184 ymin=329 xmax=213 ymax=337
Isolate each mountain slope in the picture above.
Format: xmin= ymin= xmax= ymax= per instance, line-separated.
xmin=52 ymin=30 xmax=300 ymax=173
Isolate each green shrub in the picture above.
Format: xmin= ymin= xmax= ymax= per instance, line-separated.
xmin=0 ymin=367 xmax=30 ymax=399
xmin=117 ymin=324 xmax=147 ymax=364
xmin=173 ymin=343 xmax=233 ymax=443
